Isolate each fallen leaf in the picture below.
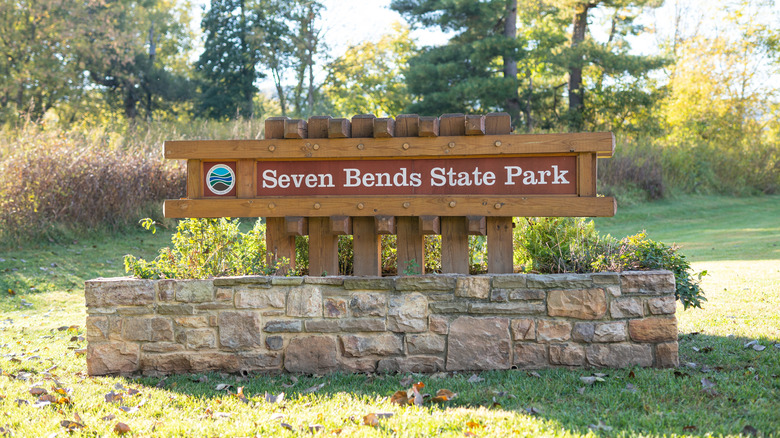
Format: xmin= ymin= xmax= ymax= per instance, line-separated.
xmin=390 ymin=390 xmax=408 ymax=406
xmin=29 ymin=387 xmax=47 ymax=396
xmin=399 ymin=376 xmax=414 ymax=387
xmin=774 ymin=343 xmax=780 ymax=349
xmin=700 ymin=377 xmax=716 ymax=390
xmin=309 ymin=424 xmax=325 ymax=433
xmin=264 ymin=392 xmax=285 ymax=404
xmin=593 ymin=373 xmax=607 ymax=377
xmin=467 ymin=374 xmax=484 ymax=383
xmin=624 ymin=383 xmax=637 ymax=393
xmin=580 ymin=376 xmax=605 ymax=385
xmin=118 ymin=405 xmax=138 ymax=413
xmin=464 ymin=432 xmax=478 ymax=438
xmin=527 ymin=371 xmax=542 ymax=378
xmin=466 ymin=421 xmax=483 ymax=430
xmin=114 ymin=422 xmax=131 ymax=434
xmin=101 ymin=414 xmax=116 ymax=421
xmin=576 ymin=387 xmax=586 ymax=395
xmin=215 ymin=383 xmax=232 ymax=391
xmin=15 ymin=399 xmax=29 ymax=406
xmin=363 ymin=413 xmax=379 ymax=427
xmin=683 ymin=425 xmax=697 ymax=431
xmin=588 ymin=421 xmax=613 ymax=431
xmin=752 ymin=344 xmax=766 ymax=351
xmin=431 ymin=389 xmax=458 ymax=402
xmin=744 ymin=340 xmax=758 ymax=348
xmin=127 ymin=388 xmax=140 ymax=396
xmin=105 ymin=391 xmax=123 ymax=403
xmin=60 ymin=420 xmax=85 ymax=431
xmin=524 ymin=407 xmax=541 ymax=415
xmin=408 ymin=382 xmax=424 ymax=406
xmin=303 ymin=382 xmax=326 ymax=394
xmin=742 ymin=425 xmax=758 ymax=436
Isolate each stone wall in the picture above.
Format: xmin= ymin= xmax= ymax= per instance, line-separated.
xmin=85 ymin=271 xmax=678 ymax=376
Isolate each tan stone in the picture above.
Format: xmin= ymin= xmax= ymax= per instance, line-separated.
xmin=266 ymin=336 xmax=283 ymax=350
xmin=142 ymin=342 xmax=184 ymax=353
xmin=647 ymin=296 xmax=676 ymax=315
xmin=173 ymin=316 xmax=209 ymax=328
xmin=343 ymin=278 xmax=393 ymax=290
xmin=610 ymin=297 xmax=644 ymax=319
xmin=340 ymin=334 xmax=403 ymax=357
xmin=156 ymin=280 xmax=176 ymax=301
xmin=263 ymin=320 xmax=303 ymax=333
xmin=387 ymin=293 xmax=427 ymax=333
xmin=122 ymin=317 xmax=172 ymax=342
xmin=189 ymin=352 xmax=240 ymax=373
xmin=175 ymin=280 xmax=214 ymax=303
xmin=593 ymin=322 xmax=627 ymax=343
xmin=396 ymin=276 xmax=456 ymax=291
xmin=455 ymin=276 xmax=490 ymax=299
xmin=429 ymin=315 xmax=449 ymax=334
xmin=285 ymin=336 xmax=340 ymax=374
xmin=406 ymin=334 xmax=446 ymax=354
xmin=87 ymin=342 xmax=140 ymax=375
xmin=492 ymin=275 xmax=527 ymax=289
xmin=215 ymin=288 xmax=233 ymax=302
xmin=185 ymin=329 xmax=216 ymax=349
xmin=514 ymin=343 xmax=548 ymax=369
xmin=305 ymin=320 xmax=340 ymax=332
xmin=620 ymin=271 xmax=675 ymax=294
xmin=340 ymin=358 xmax=378 ymax=374
xmin=271 ymin=277 xmax=304 ymax=286
xmin=85 ymin=278 xmax=154 ymax=307
xmin=378 ymin=356 xmax=444 ymax=373
xmin=468 ymin=302 xmax=545 ymax=314
xmin=571 ymin=322 xmax=595 ymax=343
xmin=86 ymin=316 xmax=108 ymax=341
xmin=508 ymin=290 xmax=546 ymax=301
xmin=139 ymin=352 xmax=190 ymax=374
xmin=349 ymin=293 xmax=387 ymax=317
xmin=235 ymin=288 xmax=286 ymax=309
xmin=629 ymin=317 xmax=677 ymax=343
xmin=446 ymin=317 xmax=511 ymax=371
xmin=218 ymin=311 xmax=262 ymax=350
xmin=239 ymin=351 xmax=282 ymax=371
xmin=547 ymin=289 xmax=607 ymax=319
xmin=510 ymin=318 xmax=535 ymax=341
xmin=527 ymin=274 xmax=592 ymax=289
xmin=339 ymin=318 xmax=386 ymax=332
xmin=655 ymin=342 xmax=679 ymax=368
xmin=287 ymin=285 xmax=322 ymax=317
xmin=537 ymin=320 xmax=572 ymax=342
xmin=586 ymin=344 xmax=653 ymax=367
xmin=549 ymin=344 xmax=585 ymax=366
xmin=324 ymin=298 xmax=347 ymax=318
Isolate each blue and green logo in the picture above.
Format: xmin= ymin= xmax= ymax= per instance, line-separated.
xmin=206 ymin=164 xmax=235 ymax=195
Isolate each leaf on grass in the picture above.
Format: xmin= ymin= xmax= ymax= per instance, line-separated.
xmin=467 ymin=374 xmax=484 ymax=383
xmin=744 ymin=340 xmax=758 ymax=348
xmin=774 ymin=343 xmax=780 ymax=350
xmin=303 ymin=382 xmax=326 ymax=394
xmin=524 ymin=407 xmax=541 ymax=416
xmin=105 ymin=391 xmax=123 ymax=403
xmin=363 ymin=413 xmax=379 ymax=427
xmin=408 ymin=382 xmax=425 ymax=406
xmin=700 ymin=378 xmax=716 ymax=390
xmin=118 ymin=405 xmax=138 ymax=414
xmin=15 ymin=399 xmax=29 ymax=406
xmin=60 ymin=420 xmax=85 ymax=431
xmin=464 ymin=432 xmax=478 ymax=438
xmin=235 ymin=387 xmax=249 ymax=403
xmin=742 ymin=425 xmax=758 ymax=436
xmin=527 ymin=371 xmax=542 ymax=378
xmin=390 ymin=390 xmax=408 ymax=406
xmin=431 ymin=389 xmax=458 ymax=403
xmin=683 ymin=425 xmax=697 ymax=431
xmin=588 ymin=421 xmax=613 ymax=431
xmin=264 ymin=392 xmax=284 ymax=404
xmin=309 ymin=424 xmax=325 ymax=433
xmin=628 ymin=370 xmax=636 ymax=379
xmin=466 ymin=421 xmax=483 ymax=430
xmin=101 ymin=414 xmax=116 ymax=421
xmin=127 ymin=388 xmax=140 ymax=396
xmin=752 ymin=344 xmax=766 ymax=351
xmin=281 ymin=422 xmax=293 ymax=431
xmin=400 ymin=376 xmax=414 ymax=387
xmin=580 ymin=376 xmax=605 ymax=385
xmin=114 ymin=422 xmax=131 ymax=435
xmin=29 ymin=387 xmax=47 ymax=396
xmin=624 ymin=384 xmax=637 ymax=393
xmin=215 ymin=383 xmax=232 ymax=391
xmin=269 ymin=413 xmax=285 ymax=421
xmin=576 ymin=387 xmax=586 ymax=395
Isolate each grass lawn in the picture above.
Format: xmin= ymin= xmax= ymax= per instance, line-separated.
xmin=0 ymin=195 xmax=778 ymax=437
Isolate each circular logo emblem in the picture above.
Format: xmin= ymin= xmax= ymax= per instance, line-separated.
xmin=206 ymin=164 xmax=235 ymax=195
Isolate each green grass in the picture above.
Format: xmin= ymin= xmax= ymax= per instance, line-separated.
xmin=1 ymin=195 xmax=779 ymax=437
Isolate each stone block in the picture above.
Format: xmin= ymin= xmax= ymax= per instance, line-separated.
xmin=527 ymin=274 xmax=592 ymax=289
xmin=239 ymin=351 xmax=282 ymax=371
xmin=264 ymin=320 xmax=303 ymax=333
xmin=122 ymin=317 xmax=173 ymax=342
xmin=655 ymin=342 xmax=679 ymax=368
xmin=156 ymin=280 xmax=176 ymax=301
xmin=271 ymin=277 xmax=304 ymax=286
xmin=266 ymin=336 xmax=283 ymax=351
xmin=406 ymin=334 xmax=446 ymax=354
xmin=593 ymin=322 xmax=627 ymax=343
xmin=490 ymin=289 xmax=509 ymax=302
xmin=610 ymin=297 xmax=644 ymax=319
xmin=429 ymin=302 xmax=469 ymax=313
xmin=510 ymin=318 xmax=536 ymax=341
xmin=85 ymin=278 xmax=154 ymax=307
xmin=620 ymin=271 xmax=675 ymax=294
xmin=549 ymin=343 xmax=585 ymax=366
xmin=194 ymin=303 xmax=234 ymax=311
xmin=647 ymin=296 xmax=676 ymax=315
xmin=387 ymin=293 xmax=427 ymax=332
xmin=213 ymin=276 xmax=270 ymax=286
xmin=340 ymin=318 xmax=386 ymax=332
xmin=378 ymin=356 xmax=444 ymax=373
xmin=185 ymin=329 xmax=217 ymax=349
xmin=287 ymin=285 xmax=322 ymax=317
xmin=218 ymin=311 xmax=262 ymax=350
xmin=349 ymin=293 xmax=387 ymax=317
xmin=547 ymin=289 xmax=607 ymax=319
xmin=142 ymin=342 xmax=184 ymax=353
xmin=429 ymin=315 xmax=449 ymax=334
xmin=116 ymin=307 xmax=151 ymax=315
xmin=586 ymin=343 xmax=653 ymax=368
xmin=491 ymin=275 xmax=527 ymax=289
xmin=605 ymin=285 xmax=621 ymax=297
xmin=469 ymin=302 xmax=546 ymax=315
xmin=235 ymin=288 xmax=286 ymax=309
xmin=215 ymin=288 xmax=233 ymax=302
xmin=537 ymin=320 xmax=572 ymax=342
xmin=454 ymin=276 xmax=489 ymax=299
xmin=156 ymin=304 xmax=195 ymax=315
xmin=514 ymin=343 xmax=548 ymax=369
xmin=86 ymin=316 xmax=108 ymax=341
xmin=591 ymin=272 xmax=620 ymax=285
xmin=446 ymin=317 xmax=511 ymax=371
xmin=571 ymin=322 xmax=595 ymax=343
xmin=305 ymin=320 xmax=340 ymax=333
xmin=324 ymin=297 xmax=347 ymax=318
xmin=343 ymin=278 xmax=393 ymax=290
xmin=628 ymin=317 xmax=677 ymax=343
xmin=189 ymin=352 xmax=240 ymax=373
xmin=175 ymin=280 xmax=214 ymax=303
xmin=340 ymin=334 xmax=403 ymax=357
xmin=340 ymin=358 xmax=378 ymax=374
xmin=173 ymin=316 xmax=209 ymax=328
xmin=396 ymin=276 xmax=456 ymax=291
xmin=304 ymin=277 xmax=345 ymax=285
xmin=87 ymin=342 xmax=140 ymax=375
xmin=140 ymin=352 xmax=190 ymax=374
xmin=509 ymin=290 xmax=546 ymax=301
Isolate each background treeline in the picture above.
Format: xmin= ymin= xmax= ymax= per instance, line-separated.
xmin=1 ymin=0 xmax=779 ymax=243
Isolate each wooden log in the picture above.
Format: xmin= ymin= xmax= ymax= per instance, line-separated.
xmin=330 ymin=216 xmax=352 ymax=235
xmin=578 ymin=153 xmax=597 ymax=197
xmin=285 ymin=216 xmax=308 ymax=236
xmin=309 ymin=217 xmax=339 ymax=276
xmin=266 ymin=217 xmax=296 ymax=274
xmin=284 ymin=119 xmax=308 ymax=139
xmin=467 ymin=216 xmax=487 ymax=236
xmin=264 ymin=117 xmax=288 ymax=139
xmin=236 ymin=158 xmax=255 ymax=198
xmin=329 ymin=118 xmax=351 ymax=138
xmin=351 ymin=114 xmax=375 ymax=138
xmin=419 ymin=216 xmax=441 ymax=235
xmin=418 ymin=116 xmax=439 ymax=137
xmin=394 ymin=114 xmax=419 ymax=137
xmin=375 ymin=215 xmax=396 ymax=234
xmin=487 ymin=217 xmax=514 ymax=274
xmin=186 ymin=159 xmax=202 ymax=199
xmin=439 ymin=113 xmax=466 ymax=136
xmin=397 ymin=216 xmax=424 ymax=275
xmin=374 ymin=118 xmax=395 ymax=138
xmin=352 ymin=217 xmax=381 ymax=276
xmin=308 ymin=116 xmax=331 ymax=139
xmin=441 ymin=217 xmax=469 ymax=274
xmin=465 ymin=115 xmax=486 ymax=135
xmin=485 ymin=112 xmax=512 ymax=135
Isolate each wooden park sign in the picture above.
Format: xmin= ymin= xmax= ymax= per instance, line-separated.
xmin=163 ymin=113 xmax=615 ymax=276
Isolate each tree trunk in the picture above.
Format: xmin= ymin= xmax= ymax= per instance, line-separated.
xmin=568 ymin=2 xmax=595 ymax=130
xmin=503 ymin=0 xmax=520 ymax=130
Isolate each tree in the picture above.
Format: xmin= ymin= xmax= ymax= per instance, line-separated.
xmin=323 ymin=23 xmax=416 ymax=117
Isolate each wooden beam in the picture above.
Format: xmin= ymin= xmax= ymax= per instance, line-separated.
xmin=308 ymin=116 xmax=331 ymax=139
xmin=236 ymin=159 xmax=255 ymax=198
xmin=330 ymin=216 xmax=352 ymax=235
xmin=374 ymin=118 xmax=395 ymax=138
xmin=266 ymin=217 xmax=296 ymax=274
xmin=285 ymin=216 xmax=308 ymax=236
xmin=264 ymin=117 xmax=288 ymax=139
xmin=351 ymin=114 xmax=375 ymax=138
xmin=164 ymin=132 xmax=615 ymax=160
xmin=329 ymin=118 xmax=351 ymax=138
xmin=419 ymin=216 xmax=441 ymax=235
xmin=487 ymin=217 xmax=514 ymax=274
xmin=394 ymin=114 xmax=419 ymax=137
xmin=577 ymin=153 xmax=597 ymax=197
xmin=484 ymin=112 xmax=512 ymax=135
xmin=418 ymin=117 xmax=439 ymax=137
xmin=186 ymin=159 xmax=202 ymax=199
xmin=164 ymin=196 xmax=617 ymax=219
xmin=375 ymin=215 xmax=396 ymax=234
xmin=467 ymin=216 xmax=486 ymax=236
xmin=309 ymin=217 xmax=339 ymax=276
xmin=284 ymin=119 xmax=308 ymax=139
xmin=439 ymin=113 xmax=466 ymax=136
xmin=441 ymin=216 xmax=469 ymax=274
xmin=352 ymin=217 xmax=380 ymax=276
xmin=465 ymin=115 xmax=485 ymax=135
xmin=397 ymin=216 xmax=424 ymax=275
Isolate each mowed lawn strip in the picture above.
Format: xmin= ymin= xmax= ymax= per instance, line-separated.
xmin=0 ymin=195 xmax=778 ymax=436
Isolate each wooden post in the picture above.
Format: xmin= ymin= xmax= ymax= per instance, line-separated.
xmin=264 ymin=117 xmax=296 ymax=272
xmin=351 ymin=114 xmax=381 ymax=276
xmin=439 ymin=113 xmax=469 ymax=274
xmin=236 ymin=159 xmax=255 ymax=199
xmin=186 ymin=159 xmax=202 ymax=199
xmin=485 ymin=112 xmax=514 ymax=273
xmin=397 ymin=217 xmax=424 ymax=275
xmin=307 ymin=116 xmax=338 ymax=276
xmin=395 ymin=114 xmax=419 ymax=137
